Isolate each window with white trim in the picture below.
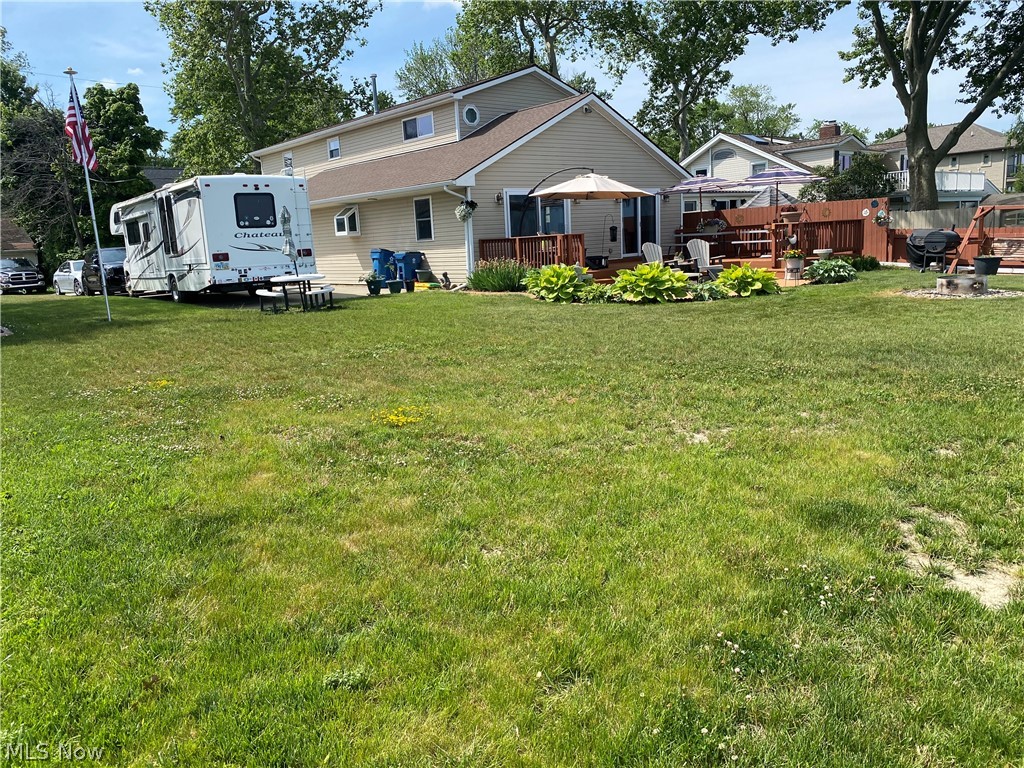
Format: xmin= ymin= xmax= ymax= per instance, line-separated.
xmin=694 ymin=168 xmax=708 ymax=177
xmin=751 ymin=162 xmax=767 ymax=175
xmin=463 ymin=104 xmax=480 ymax=126
xmin=327 ymin=137 xmax=341 ymax=160
xmin=982 ymin=153 xmax=991 ymax=166
xmin=950 ymin=156 xmax=959 ymax=169
xmin=334 ymin=205 xmax=360 ymax=236
xmin=403 ymin=113 xmax=434 ymax=141
xmin=414 ymin=197 xmax=433 ymax=240
xmin=712 ymin=149 xmax=736 ymax=162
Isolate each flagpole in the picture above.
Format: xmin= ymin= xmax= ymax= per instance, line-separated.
xmin=64 ymin=67 xmax=112 ymax=323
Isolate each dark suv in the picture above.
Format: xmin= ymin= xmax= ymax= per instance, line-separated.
xmin=0 ymin=258 xmax=46 ymax=294
xmin=82 ymin=247 xmax=127 ymax=294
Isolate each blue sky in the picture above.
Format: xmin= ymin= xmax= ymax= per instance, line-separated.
xmin=3 ymin=0 xmax=1015 ymax=147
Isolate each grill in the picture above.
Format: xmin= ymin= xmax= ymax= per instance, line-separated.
xmin=906 ymin=228 xmax=962 ymax=272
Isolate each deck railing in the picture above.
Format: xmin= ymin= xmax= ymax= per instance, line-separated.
xmin=478 ymin=233 xmax=586 ymax=268
xmin=886 ymin=170 xmax=987 ymax=192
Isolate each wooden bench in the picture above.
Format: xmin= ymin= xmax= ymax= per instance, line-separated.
xmin=256 ymin=288 xmax=286 ymax=313
xmin=991 ymin=238 xmax=1024 ymax=268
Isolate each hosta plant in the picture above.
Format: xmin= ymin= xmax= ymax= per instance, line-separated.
xmin=804 ymin=258 xmax=857 ymax=284
xmin=715 ymin=264 xmax=781 ymax=297
xmin=610 ymin=263 xmax=690 ymax=303
xmin=691 ymin=280 xmax=731 ymax=302
xmin=577 ymin=282 xmax=615 ymax=304
xmin=523 ymin=263 xmax=587 ymax=303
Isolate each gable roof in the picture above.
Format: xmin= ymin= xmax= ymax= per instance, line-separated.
xmin=1 ymin=217 xmax=34 ymax=252
xmin=308 ymin=95 xmax=588 ymax=203
xmin=307 ymin=92 xmax=684 ymax=204
xmin=869 ymin=123 xmax=1007 ymax=154
xmin=682 ymin=133 xmax=814 ymax=173
xmin=776 ymin=134 xmax=867 ymax=153
xmin=252 ymin=66 xmax=578 ymax=158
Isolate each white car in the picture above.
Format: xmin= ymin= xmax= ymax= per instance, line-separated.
xmin=52 ymin=259 xmax=89 ymax=295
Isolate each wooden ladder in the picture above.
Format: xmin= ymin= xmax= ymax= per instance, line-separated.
xmin=945 ymin=206 xmax=992 ymax=274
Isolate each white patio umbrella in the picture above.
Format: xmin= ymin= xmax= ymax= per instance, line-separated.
xmin=279 ymin=205 xmax=298 ymax=273
xmin=530 ymin=173 xmax=652 ymax=200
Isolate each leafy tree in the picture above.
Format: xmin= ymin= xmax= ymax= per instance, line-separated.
xmin=799 ymin=153 xmax=897 ymax=201
xmin=721 ymin=84 xmax=800 ymax=138
xmin=147 ymin=0 xmax=379 ymax=174
xmin=634 ymin=96 xmax=731 ymax=161
xmin=872 ymin=125 xmax=906 ymax=143
xmin=0 ymin=27 xmax=36 ymax=115
xmin=840 ymin=0 xmax=1024 ymax=210
xmin=395 ymin=28 xmax=525 ymax=99
xmin=1007 ymin=117 xmax=1024 ymax=192
xmin=623 ymin=2 xmax=837 ymax=161
xmin=804 ymin=119 xmax=869 ymax=142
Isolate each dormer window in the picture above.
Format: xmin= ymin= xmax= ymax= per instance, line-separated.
xmin=403 ymin=113 xmax=434 ymax=141
xmin=328 ymin=137 xmax=341 ymax=160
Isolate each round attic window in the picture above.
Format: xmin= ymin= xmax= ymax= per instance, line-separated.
xmin=463 ymin=104 xmax=480 ymax=126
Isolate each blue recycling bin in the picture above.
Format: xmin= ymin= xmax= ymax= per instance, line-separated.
xmin=370 ymin=248 xmax=396 ymax=280
xmin=393 ymin=251 xmax=424 ymax=281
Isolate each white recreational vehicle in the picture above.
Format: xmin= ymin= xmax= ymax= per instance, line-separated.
xmin=109 ymin=174 xmax=316 ymax=301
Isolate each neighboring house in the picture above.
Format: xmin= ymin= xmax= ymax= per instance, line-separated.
xmin=142 ymin=166 xmax=183 ymax=189
xmin=679 ymin=122 xmax=868 ymax=211
xmin=250 ymin=67 xmax=686 ymax=285
xmin=0 ymin=217 xmax=37 ymax=265
xmin=867 ymin=124 xmax=1008 ymax=209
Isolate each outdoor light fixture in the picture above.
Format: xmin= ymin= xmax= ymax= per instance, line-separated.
xmin=494 ymin=192 xmax=503 ymax=204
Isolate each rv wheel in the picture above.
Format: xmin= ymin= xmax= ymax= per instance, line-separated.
xmin=168 ymin=275 xmax=182 ymax=303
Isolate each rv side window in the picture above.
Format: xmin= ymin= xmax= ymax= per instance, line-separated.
xmin=142 ymin=221 xmax=151 ymax=241
xmin=126 ymin=221 xmax=141 ymax=245
xmin=235 ymin=193 xmax=277 ymax=229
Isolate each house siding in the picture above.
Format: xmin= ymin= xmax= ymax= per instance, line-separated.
xmin=687 ymin=140 xmax=778 ymax=180
xmin=472 ymin=108 xmax=682 ymax=261
xmin=460 ymin=73 xmax=573 ymax=137
xmin=260 ymin=106 xmax=458 ymax=179
xmin=311 ymin=193 xmax=467 ymax=286
xmin=787 ymin=146 xmax=836 ymax=168
xmin=944 ymin=149 xmax=1008 ymax=191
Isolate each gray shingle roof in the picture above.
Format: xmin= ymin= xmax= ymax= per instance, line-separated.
xmin=307 ymin=95 xmax=588 ymax=202
xmin=868 ymin=124 xmax=1008 ymax=153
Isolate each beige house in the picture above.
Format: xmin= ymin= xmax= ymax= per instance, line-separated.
xmin=0 ymin=217 xmax=37 ymax=265
xmin=678 ymin=122 xmax=869 ymax=210
xmin=868 ymin=124 xmax=1010 ymax=209
xmin=250 ymin=67 xmax=685 ymax=285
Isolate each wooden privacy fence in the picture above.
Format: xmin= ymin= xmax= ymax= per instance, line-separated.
xmin=680 ymin=198 xmax=891 ymax=261
xmin=478 ymin=233 xmax=586 ymax=268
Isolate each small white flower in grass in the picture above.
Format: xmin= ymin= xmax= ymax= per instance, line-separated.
xmin=536 ymin=671 xmax=542 ymax=679
xmin=652 ymin=728 xmax=660 ymax=735
xmin=745 ymin=694 xmax=752 ymax=700
xmin=794 ymin=643 xmax=801 ymax=649
xmin=732 ymin=755 xmax=739 ymax=761
xmin=717 ymin=632 xmax=724 ymax=638
xmin=782 ymin=609 xmax=788 ymax=616
xmin=733 ymin=667 xmax=741 ymax=674
xmin=701 ymin=727 xmax=709 ymax=735
xmin=639 ymin=692 xmax=645 ymax=698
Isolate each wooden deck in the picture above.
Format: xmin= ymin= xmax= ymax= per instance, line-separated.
xmin=478 ymin=234 xmax=586 ymax=268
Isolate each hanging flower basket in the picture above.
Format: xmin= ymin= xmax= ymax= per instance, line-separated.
xmin=455 ymin=200 xmax=478 ymax=222
xmin=874 ymin=210 xmax=891 ymax=227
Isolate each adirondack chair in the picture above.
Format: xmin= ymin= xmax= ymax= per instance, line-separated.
xmin=686 ymin=239 xmax=726 ymax=282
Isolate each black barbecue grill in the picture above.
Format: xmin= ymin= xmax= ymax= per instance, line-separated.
xmin=905 ymin=228 xmax=962 ymax=272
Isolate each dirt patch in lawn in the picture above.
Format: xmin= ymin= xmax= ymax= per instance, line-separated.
xmin=898 ymin=510 xmax=1021 ymax=609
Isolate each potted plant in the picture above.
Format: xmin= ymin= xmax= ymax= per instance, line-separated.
xmin=455 ymin=199 xmax=478 ymax=222
xmin=697 ymin=217 xmax=728 ymax=233
xmin=782 ymin=248 xmax=804 ymax=268
xmin=873 ymin=210 xmax=892 ymax=227
xmin=780 ymin=205 xmax=801 ymax=224
xmin=359 ymin=269 xmax=384 ymax=296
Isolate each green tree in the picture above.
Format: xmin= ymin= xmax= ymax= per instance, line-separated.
xmin=872 ymin=125 xmax=906 ymax=143
xmin=804 ymin=119 xmax=869 ymax=142
xmin=624 ymin=2 xmax=837 ymax=161
xmin=1007 ymin=117 xmax=1024 ymax=192
xmin=841 ymin=1 xmax=1024 ymax=210
xmin=634 ymin=96 xmax=731 ymax=161
xmin=722 ymin=84 xmax=800 ymax=138
xmin=799 ymin=153 xmax=897 ymax=201
xmin=395 ymin=27 xmax=525 ymax=100
xmin=147 ymin=0 xmax=379 ymax=175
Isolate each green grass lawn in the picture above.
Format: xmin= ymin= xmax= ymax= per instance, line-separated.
xmin=2 ymin=271 xmax=1023 ymax=767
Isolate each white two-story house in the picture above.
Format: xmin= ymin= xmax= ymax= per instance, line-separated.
xmin=250 ymin=67 xmax=686 ymax=285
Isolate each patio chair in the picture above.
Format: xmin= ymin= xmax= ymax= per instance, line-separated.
xmin=686 ymin=239 xmax=726 ymax=282
xmin=642 ymin=242 xmax=689 ymax=272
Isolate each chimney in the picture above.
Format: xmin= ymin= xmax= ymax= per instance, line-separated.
xmin=819 ymin=120 xmax=841 ymax=140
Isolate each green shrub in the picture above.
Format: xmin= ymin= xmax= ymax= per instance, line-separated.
xmin=610 ymin=263 xmax=690 ymax=303
xmin=691 ymin=281 xmax=731 ymax=302
xmin=804 ymin=259 xmax=858 ymax=284
xmin=849 ymin=255 xmax=881 ymax=271
xmin=523 ymin=263 xmax=588 ymax=303
xmin=577 ymin=282 xmax=615 ymax=304
xmin=467 ymin=259 xmax=529 ymax=292
xmin=715 ymin=264 xmax=781 ymax=297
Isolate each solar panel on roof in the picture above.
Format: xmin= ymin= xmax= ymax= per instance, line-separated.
xmin=742 ymin=134 xmax=767 ymax=143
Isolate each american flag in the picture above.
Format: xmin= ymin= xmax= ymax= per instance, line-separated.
xmin=65 ymin=81 xmax=98 ymax=171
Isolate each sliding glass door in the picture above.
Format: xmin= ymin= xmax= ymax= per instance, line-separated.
xmin=620 ymin=195 xmax=658 ymax=257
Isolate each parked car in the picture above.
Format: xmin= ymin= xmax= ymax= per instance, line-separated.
xmin=0 ymin=258 xmax=47 ymax=294
xmin=52 ymin=259 xmax=89 ymax=295
xmin=82 ymin=247 xmax=127 ymax=294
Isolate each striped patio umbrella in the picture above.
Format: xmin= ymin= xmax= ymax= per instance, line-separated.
xmin=726 ymin=166 xmax=823 ymax=219
xmin=659 ymin=176 xmax=731 ymax=215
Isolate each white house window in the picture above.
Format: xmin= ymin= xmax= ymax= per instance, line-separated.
xmin=950 ymin=156 xmax=959 ymax=169
xmin=982 ymin=153 xmax=991 ymax=166
xmin=751 ymin=162 xmax=767 ymax=175
xmin=463 ymin=104 xmax=480 ymax=126
xmin=838 ymin=152 xmax=853 ymax=171
xmin=334 ymin=205 xmax=360 ymax=236
xmin=504 ymin=190 xmax=570 ymax=237
xmin=712 ymin=149 xmax=735 ymax=162
xmin=403 ymin=113 xmax=434 ymax=141
xmin=327 ymin=137 xmax=341 ymax=160
xmin=414 ymin=197 xmax=433 ymax=240
xmin=694 ymin=168 xmax=708 ymax=177
xmin=683 ymin=200 xmax=698 ymax=212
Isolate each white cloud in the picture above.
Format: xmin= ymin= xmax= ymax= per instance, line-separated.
xmin=128 ymin=67 xmax=144 ymax=76
xmin=99 ymin=78 xmax=119 ymax=89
